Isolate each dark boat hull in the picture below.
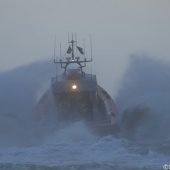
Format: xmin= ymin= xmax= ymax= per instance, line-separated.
xmin=36 ymin=84 xmax=119 ymax=134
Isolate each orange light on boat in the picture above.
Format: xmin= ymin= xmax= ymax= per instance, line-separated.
xmin=72 ymin=84 xmax=77 ymax=90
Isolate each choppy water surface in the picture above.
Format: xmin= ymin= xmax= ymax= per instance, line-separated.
xmin=0 ymin=121 xmax=169 ymax=170
xmin=0 ymin=57 xmax=170 ymax=170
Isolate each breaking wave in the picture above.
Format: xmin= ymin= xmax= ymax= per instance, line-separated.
xmin=0 ymin=121 xmax=168 ymax=170
xmin=0 ymin=56 xmax=170 ymax=170
xmin=0 ymin=61 xmax=55 ymax=146
xmin=117 ymin=56 xmax=170 ymax=153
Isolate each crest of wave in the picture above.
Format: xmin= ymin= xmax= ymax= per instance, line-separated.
xmin=0 ymin=61 xmax=55 ymax=146
xmin=117 ymin=55 xmax=170 ymax=143
xmin=44 ymin=121 xmax=98 ymax=144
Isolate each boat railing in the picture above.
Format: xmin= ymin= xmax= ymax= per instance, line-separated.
xmin=51 ymin=73 xmax=96 ymax=85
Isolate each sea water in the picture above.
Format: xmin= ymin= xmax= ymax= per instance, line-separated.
xmin=0 ymin=121 xmax=169 ymax=170
xmin=0 ymin=57 xmax=170 ymax=170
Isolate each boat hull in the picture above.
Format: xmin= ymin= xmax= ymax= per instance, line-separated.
xmin=36 ymin=85 xmax=119 ymax=134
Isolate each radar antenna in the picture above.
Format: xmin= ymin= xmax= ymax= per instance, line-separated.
xmin=54 ymin=35 xmax=93 ymax=75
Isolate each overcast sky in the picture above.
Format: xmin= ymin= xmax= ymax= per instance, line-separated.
xmin=0 ymin=0 xmax=170 ymax=94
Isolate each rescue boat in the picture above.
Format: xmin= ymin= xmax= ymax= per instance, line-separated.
xmin=36 ymin=37 xmax=119 ymax=134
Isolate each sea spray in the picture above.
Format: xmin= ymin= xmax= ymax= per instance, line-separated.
xmin=0 ymin=57 xmax=169 ymax=170
xmin=117 ymin=56 xmax=170 ymax=147
xmin=0 ymin=61 xmax=55 ymax=146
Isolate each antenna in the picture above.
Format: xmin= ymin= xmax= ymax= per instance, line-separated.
xmin=83 ymin=39 xmax=86 ymax=58
xmin=54 ymin=35 xmax=93 ymax=74
xmin=75 ymin=32 xmax=77 ymax=53
xmin=60 ymin=42 xmax=62 ymax=58
xmin=53 ymin=36 xmax=57 ymax=75
xmin=90 ymin=34 xmax=93 ymax=61
xmin=70 ymin=33 xmax=75 ymax=60
xmin=53 ymin=36 xmax=56 ymax=61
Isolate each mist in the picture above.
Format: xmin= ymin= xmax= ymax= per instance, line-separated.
xmin=0 ymin=55 xmax=170 ymax=170
xmin=0 ymin=61 xmax=55 ymax=146
xmin=1 ymin=0 xmax=170 ymax=74
xmin=1 ymin=55 xmax=170 ymax=147
xmin=117 ymin=56 xmax=170 ymax=146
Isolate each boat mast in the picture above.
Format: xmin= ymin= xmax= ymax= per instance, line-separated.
xmin=54 ymin=35 xmax=92 ymax=74
xmin=69 ymin=33 xmax=76 ymax=60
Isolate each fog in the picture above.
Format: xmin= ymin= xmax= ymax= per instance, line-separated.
xmin=0 ymin=1 xmax=170 ymax=95
xmin=0 ymin=0 xmax=170 ymax=142
xmin=0 ymin=55 xmax=170 ymax=147
xmin=1 ymin=2 xmax=170 ymax=169
xmin=0 ymin=61 xmax=55 ymax=146
xmin=117 ymin=56 xmax=170 ymax=144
